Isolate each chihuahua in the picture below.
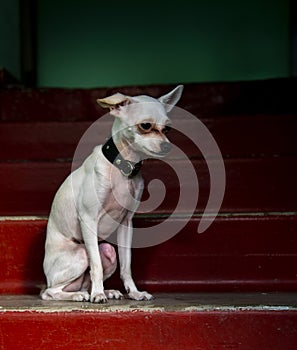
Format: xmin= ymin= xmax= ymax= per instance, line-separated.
xmin=41 ymin=85 xmax=184 ymax=303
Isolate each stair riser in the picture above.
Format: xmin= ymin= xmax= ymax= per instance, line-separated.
xmin=1 ymin=157 xmax=296 ymax=216
xmin=1 ymin=79 xmax=297 ymax=122
xmin=1 ymin=216 xmax=296 ymax=294
xmin=1 ymin=310 xmax=297 ymax=350
xmin=1 ymin=115 xmax=296 ymax=161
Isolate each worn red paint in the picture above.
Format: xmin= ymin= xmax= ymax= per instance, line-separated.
xmin=1 ymin=79 xmax=297 ymax=122
xmin=1 ymin=115 xmax=297 ymax=161
xmin=1 ymin=216 xmax=296 ymax=295
xmin=0 ymin=157 xmax=296 ymax=216
xmin=1 ymin=310 xmax=297 ymax=350
xmin=0 ymin=80 xmax=296 ymax=349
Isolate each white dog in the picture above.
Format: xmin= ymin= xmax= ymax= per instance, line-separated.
xmin=41 ymin=85 xmax=183 ymax=303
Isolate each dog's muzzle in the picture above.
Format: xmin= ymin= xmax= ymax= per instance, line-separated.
xmin=160 ymin=141 xmax=172 ymax=154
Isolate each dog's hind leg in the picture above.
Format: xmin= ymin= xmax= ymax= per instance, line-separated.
xmin=41 ymin=240 xmax=90 ymax=301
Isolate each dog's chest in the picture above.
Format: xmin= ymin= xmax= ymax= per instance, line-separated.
xmin=103 ymin=188 xmax=132 ymax=218
xmin=98 ymin=179 xmax=137 ymax=236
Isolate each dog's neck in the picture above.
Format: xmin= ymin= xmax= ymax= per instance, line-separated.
xmin=102 ymin=124 xmax=143 ymax=178
xmin=112 ymin=132 xmax=140 ymax=164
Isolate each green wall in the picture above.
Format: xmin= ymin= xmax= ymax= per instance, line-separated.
xmin=0 ymin=0 xmax=20 ymax=80
xmin=0 ymin=0 xmax=290 ymax=88
xmin=36 ymin=0 xmax=289 ymax=88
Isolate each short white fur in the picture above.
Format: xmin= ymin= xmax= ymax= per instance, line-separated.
xmin=41 ymin=85 xmax=183 ymax=303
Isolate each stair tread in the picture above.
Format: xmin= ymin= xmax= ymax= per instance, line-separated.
xmin=1 ymin=293 xmax=297 ymax=313
xmin=2 ymin=293 xmax=297 ymax=350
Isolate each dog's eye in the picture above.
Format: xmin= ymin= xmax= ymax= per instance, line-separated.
xmin=162 ymin=125 xmax=172 ymax=134
xmin=140 ymin=123 xmax=152 ymax=131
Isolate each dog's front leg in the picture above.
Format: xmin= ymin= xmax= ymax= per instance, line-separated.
xmin=117 ymin=220 xmax=153 ymax=301
xmin=80 ymin=219 xmax=107 ymax=303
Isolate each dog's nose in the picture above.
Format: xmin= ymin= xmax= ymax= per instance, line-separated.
xmin=160 ymin=142 xmax=172 ymax=154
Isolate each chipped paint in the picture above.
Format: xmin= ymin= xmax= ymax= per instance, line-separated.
xmin=0 ymin=211 xmax=296 ymax=222
xmin=1 ymin=294 xmax=296 ymax=314
xmin=0 ymin=216 xmax=47 ymax=221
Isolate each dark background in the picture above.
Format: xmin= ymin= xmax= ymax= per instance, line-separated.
xmin=0 ymin=0 xmax=293 ymax=88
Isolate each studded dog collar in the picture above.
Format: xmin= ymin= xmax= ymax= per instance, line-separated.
xmin=102 ymin=137 xmax=142 ymax=178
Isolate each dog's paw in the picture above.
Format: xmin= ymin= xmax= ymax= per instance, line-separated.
xmin=105 ymin=289 xmax=124 ymax=300
xmin=91 ymin=292 xmax=108 ymax=303
xmin=72 ymin=291 xmax=90 ymax=302
xmin=127 ymin=291 xmax=154 ymax=301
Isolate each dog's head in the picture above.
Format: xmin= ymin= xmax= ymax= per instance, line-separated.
xmin=97 ymin=85 xmax=183 ymax=159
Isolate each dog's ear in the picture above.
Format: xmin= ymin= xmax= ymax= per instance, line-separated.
xmin=97 ymin=93 xmax=131 ymax=116
xmin=158 ymin=85 xmax=184 ymax=112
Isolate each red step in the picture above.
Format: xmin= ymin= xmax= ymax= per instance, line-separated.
xmin=1 ymin=215 xmax=296 ymax=295
xmin=1 ymin=214 xmax=297 ymax=349
xmin=1 ymin=293 xmax=297 ymax=350
xmin=0 ymin=157 xmax=296 ymax=216
xmin=1 ymin=79 xmax=297 ymax=349
xmin=1 ymin=114 xmax=296 ymax=161
xmin=1 ymin=79 xmax=297 ymax=122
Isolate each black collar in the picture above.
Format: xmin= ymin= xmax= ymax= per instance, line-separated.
xmin=102 ymin=137 xmax=142 ymax=178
